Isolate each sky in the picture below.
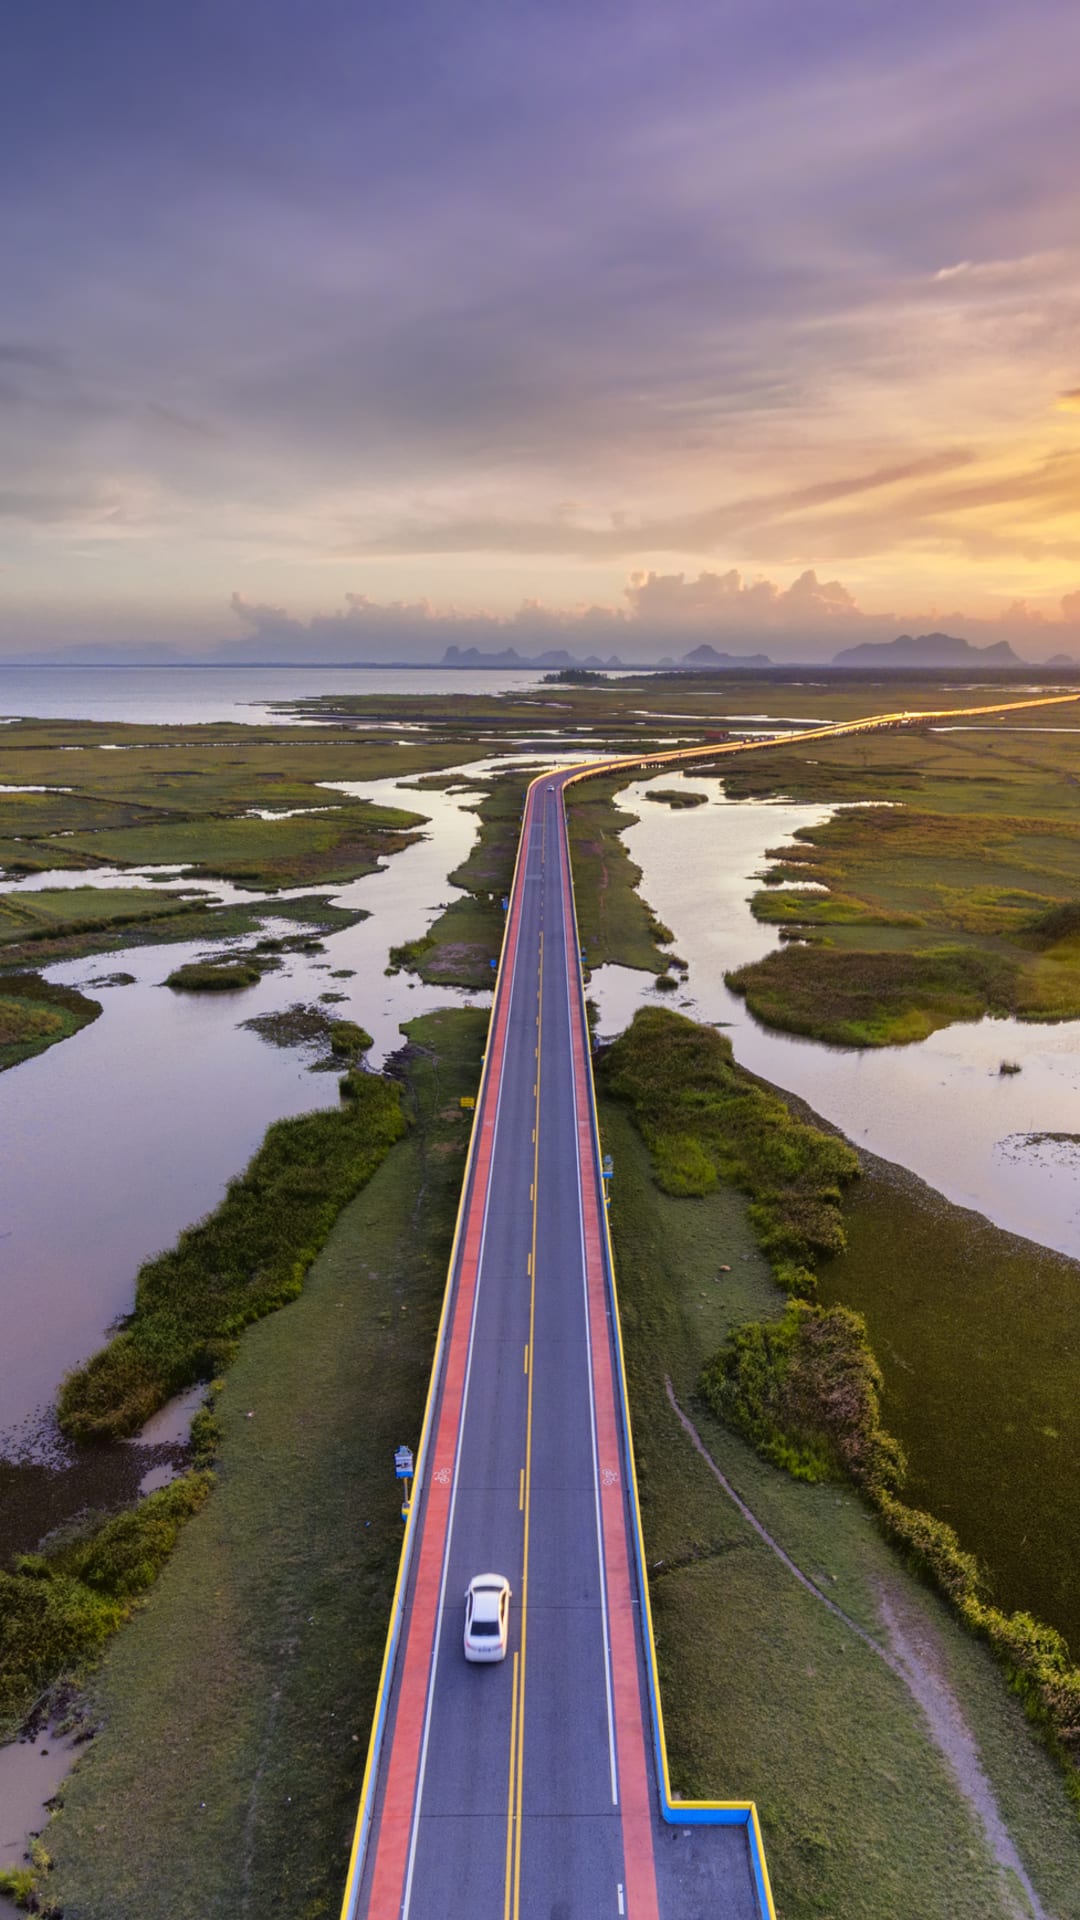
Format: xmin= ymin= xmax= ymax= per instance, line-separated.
xmin=3 ymin=0 xmax=1080 ymax=663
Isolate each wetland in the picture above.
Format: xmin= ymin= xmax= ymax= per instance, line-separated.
xmin=3 ymin=667 xmax=1080 ymax=1915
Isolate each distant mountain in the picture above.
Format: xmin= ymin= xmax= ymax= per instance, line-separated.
xmin=677 ymin=643 xmax=773 ymax=669
xmin=832 ymin=631 xmax=1021 ymax=668
xmin=441 ymin=644 xmax=626 ymax=669
xmin=1045 ymin=652 xmax=1079 ymax=667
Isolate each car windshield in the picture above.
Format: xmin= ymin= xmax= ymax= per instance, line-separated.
xmin=471 ymin=1620 xmax=500 ymax=1636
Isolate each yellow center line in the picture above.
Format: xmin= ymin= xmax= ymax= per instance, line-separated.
xmin=503 ymin=1650 xmax=520 ymax=1902
xmin=505 ymin=930 xmax=542 ymax=1920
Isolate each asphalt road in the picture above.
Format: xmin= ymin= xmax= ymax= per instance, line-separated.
xmin=352 ymin=777 xmax=759 ymax=1920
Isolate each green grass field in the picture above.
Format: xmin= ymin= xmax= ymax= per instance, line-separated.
xmin=0 ymin=887 xmax=202 ymax=946
xmin=600 ymin=1098 xmax=1080 ymax=1920
xmin=820 ymin=1142 xmax=1080 ymax=1657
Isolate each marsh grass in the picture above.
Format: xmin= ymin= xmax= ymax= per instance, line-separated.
xmin=0 ymin=893 xmax=369 ymax=972
xmin=0 ymin=887 xmax=203 ymax=947
xmin=727 ymin=734 xmax=1080 ymax=1043
xmin=57 ymin=1071 xmax=407 ymax=1441
xmin=0 ymin=972 xmax=101 ymax=1072
xmin=165 ymin=959 xmax=263 ymax=992
xmin=726 ymin=942 xmax=1018 ymax=1046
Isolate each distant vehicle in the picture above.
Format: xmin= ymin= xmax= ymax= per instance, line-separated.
xmin=464 ymin=1574 xmax=511 ymax=1663
xmin=547 ymin=783 xmax=555 ymax=791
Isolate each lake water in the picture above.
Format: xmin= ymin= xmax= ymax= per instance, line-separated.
xmin=589 ymin=773 xmax=1080 ymax=1257
xmin=0 ymin=664 xmax=645 ymax=728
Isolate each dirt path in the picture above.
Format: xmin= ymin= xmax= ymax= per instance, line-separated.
xmin=664 ymin=1381 xmax=1054 ymax=1920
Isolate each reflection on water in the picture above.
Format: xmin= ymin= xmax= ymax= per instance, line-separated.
xmin=589 ymin=773 xmax=1080 ymax=1257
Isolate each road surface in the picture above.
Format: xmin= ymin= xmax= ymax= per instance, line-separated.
xmin=348 ymin=775 xmax=760 ymax=1918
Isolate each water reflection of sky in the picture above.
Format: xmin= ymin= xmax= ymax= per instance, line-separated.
xmin=589 ymin=772 xmax=1080 ymax=1260
xmin=0 ymin=767 xmax=497 ymax=1438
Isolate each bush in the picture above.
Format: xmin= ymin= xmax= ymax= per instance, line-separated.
xmin=700 ymin=1301 xmax=906 ymax=1496
xmin=600 ymin=1007 xmax=858 ymax=1272
xmin=0 ymin=1475 xmax=211 ymax=1737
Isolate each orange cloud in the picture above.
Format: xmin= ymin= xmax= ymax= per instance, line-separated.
xmin=1057 ymin=389 xmax=1080 ymax=412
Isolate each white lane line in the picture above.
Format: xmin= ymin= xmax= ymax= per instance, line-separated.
xmin=617 ymin=1885 xmax=625 ymax=1915
xmin=400 ymin=797 xmax=538 ymax=1918
xmin=558 ymin=813 xmax=619 ymax=1808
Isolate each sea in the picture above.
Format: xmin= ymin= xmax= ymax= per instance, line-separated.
xmin=0 ymin=663 xmax=581 ymax=728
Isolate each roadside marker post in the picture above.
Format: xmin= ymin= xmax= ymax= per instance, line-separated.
xmin=394 ymin=1446 xmax=414 ymax=1524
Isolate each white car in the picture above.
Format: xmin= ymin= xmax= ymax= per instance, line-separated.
xmin=463 ymin=1573 xmax=511 ymax=1663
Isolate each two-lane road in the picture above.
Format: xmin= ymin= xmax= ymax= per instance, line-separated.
xmin=350 ymin=777 xmax=759 ymax=1918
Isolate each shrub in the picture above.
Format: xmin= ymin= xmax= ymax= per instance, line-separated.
xmin=0 ymin=1475 xmax=211 ymax=1737
xmin=600 ymin=1007 xmax=858 ymax=1272
xmin=700 ymin=1301 xmax=906 ymax=1496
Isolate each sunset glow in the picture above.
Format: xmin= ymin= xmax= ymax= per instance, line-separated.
xmin=3 ymin=0 xmax=1080 ymax=659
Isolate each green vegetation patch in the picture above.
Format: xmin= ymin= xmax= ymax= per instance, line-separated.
xmin=0 ymin=1476 xmax=212 ymax=1740
xmin=606 ymin=1007 xmax=1080 ymax=1815
xmin=727 ymin=942 xmax=1019 ymax=1047
xmin=37 ymin=1010 xmax=486 ymax=1920
xmin=0 ymin=892 xmax=367 ymax=971
xmin=645 ymin=787 xmax=708 ymax=809
xmin=0 ymin=972 xmax=102 ymax=1073
xmin=165 ymin=959 xmax=263 ymax=992
xmin=0 ymin=886 xmax=202 ymax=947
xmin=58 ymin=801 xmax=423 ymax=892
xmin=58 ymin=1071 xmax=407 ymax=1441
xmin=600 ymin=1006 xmax=858 ymax=1281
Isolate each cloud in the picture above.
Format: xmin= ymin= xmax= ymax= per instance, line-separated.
xmin=220 ymin=565 xmax=1080 ymax=667
xmin=624 ymin=567 xmax=859 ymax=629
xmin=342 ymin=451 xmax=976 ymax=561
xmin=1058 ymin=389 xmax=1080 ymax=412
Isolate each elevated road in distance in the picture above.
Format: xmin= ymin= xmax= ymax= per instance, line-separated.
xmin=347 ymin=775 xmax=760 ymax=1919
